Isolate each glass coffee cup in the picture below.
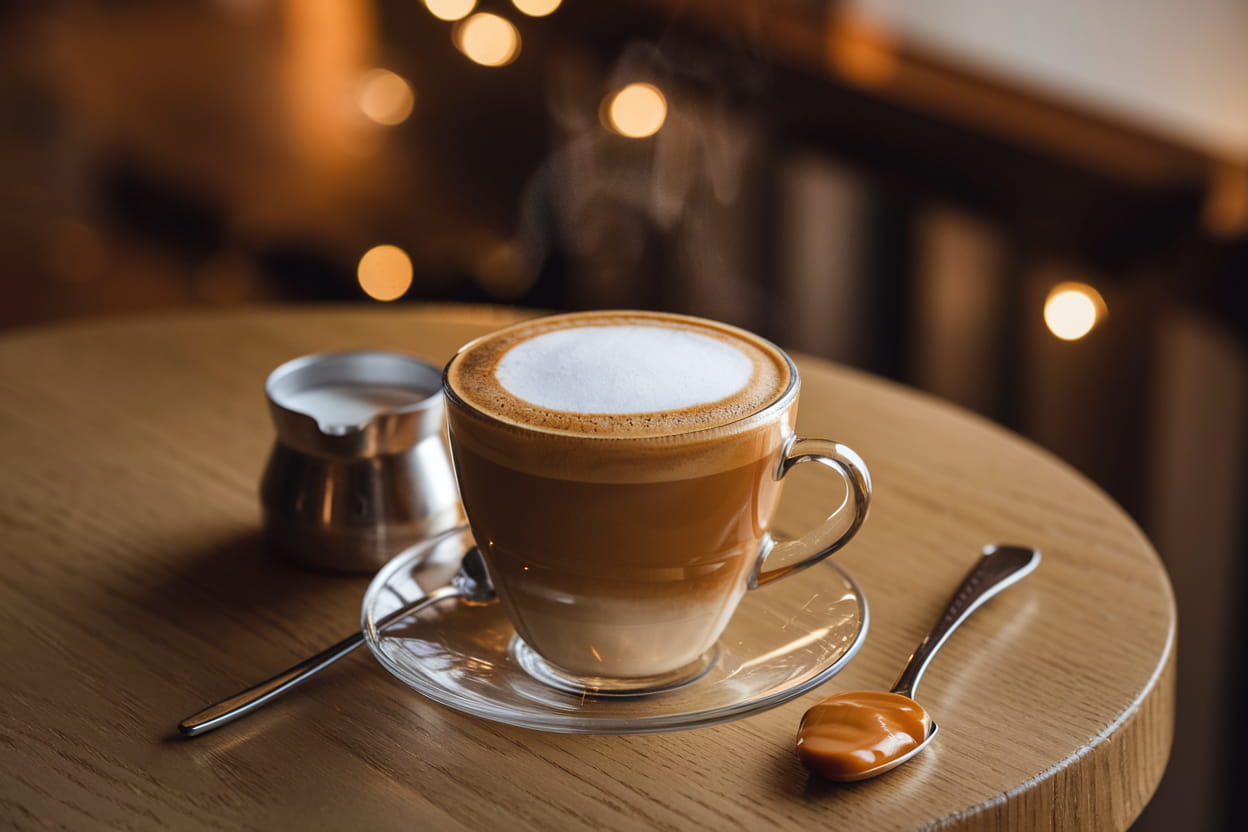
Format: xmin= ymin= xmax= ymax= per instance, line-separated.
xmin=442 ymin=310 xmax=871 ymax=694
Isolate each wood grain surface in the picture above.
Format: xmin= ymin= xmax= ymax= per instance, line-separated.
xmin=0 ymin=305 xmax=1174 ymax=831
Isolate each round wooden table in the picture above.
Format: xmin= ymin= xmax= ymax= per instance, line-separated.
xmin=0 ymin=305 xmax=1174 ymax=831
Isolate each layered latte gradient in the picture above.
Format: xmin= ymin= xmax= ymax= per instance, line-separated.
xmin=444 ymin=311 xmax=797 ymax=679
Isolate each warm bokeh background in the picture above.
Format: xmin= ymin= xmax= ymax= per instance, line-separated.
xmin=1 ymin=2 xmax=1243 ymax=829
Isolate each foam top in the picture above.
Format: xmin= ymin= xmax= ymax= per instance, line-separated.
xmin=496 ymin=325 xmax=754 ymax=415
xmin=445 ymin=311 xmax=792 ymax=439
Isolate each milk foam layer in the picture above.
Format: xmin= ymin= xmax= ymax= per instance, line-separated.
xmin=446 ymin=311 xmax=792 ymax=439
xmin=496 ymin=325 xmax=753 ymax=415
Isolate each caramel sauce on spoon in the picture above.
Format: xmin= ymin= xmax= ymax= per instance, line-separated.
xmin=797 ymin=691 xmax=931 ymax=780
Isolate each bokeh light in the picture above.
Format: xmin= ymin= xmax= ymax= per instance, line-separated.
xmin=356 ymin=68 xmax=415 ymax=126
xmin=357 ymin=245 xmax=414 ymax=301
xmin=1044 ymin=282 xmax=1107 ymax=340
xmin=512 ymin=0 xmax=562 ymax=16
xmin=604 ymin=83 xmax=667 ymax=138
xmin=829 ymin=13 xmax=898 ymax=88
xmin=425 ymin=0 xmax=476 ymax=22
xmin=454 ymin=13 xmax=521 ymax=67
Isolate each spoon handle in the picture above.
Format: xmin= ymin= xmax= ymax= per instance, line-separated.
xmin=178 ymin=631 xmax=368 ymax=737
xmin=890 ymin=544 xmax=1040 ymax=700
xmin=178 ymin=583 xmax=460 ymax=737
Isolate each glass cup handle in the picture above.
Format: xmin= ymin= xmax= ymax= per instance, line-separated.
xmin=749 ymin=437 xmax=872 ymax=589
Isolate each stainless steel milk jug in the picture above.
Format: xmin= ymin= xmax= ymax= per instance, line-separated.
xmin=260 ymin=350 xmax=462 ymax=572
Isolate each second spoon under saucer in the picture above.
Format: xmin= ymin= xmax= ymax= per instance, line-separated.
xmin=177 ymin=543 xmax=494 ymax=738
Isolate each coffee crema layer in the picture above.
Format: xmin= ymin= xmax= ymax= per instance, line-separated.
xmin=446 ymin=311 xmax=791 ymax=438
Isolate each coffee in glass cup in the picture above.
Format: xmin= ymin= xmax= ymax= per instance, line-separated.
xmin=443 ymin=310 xmax=870 ymax=693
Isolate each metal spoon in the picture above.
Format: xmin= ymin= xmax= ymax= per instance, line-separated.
xmin=178 ymin=546 xmax=495 ymax=737
xmin=797 ymin=543 xmax=1041 ymax=780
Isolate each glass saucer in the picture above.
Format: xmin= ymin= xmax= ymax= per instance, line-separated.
xmin=360 ymin=527 xmax=868 ymax=734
